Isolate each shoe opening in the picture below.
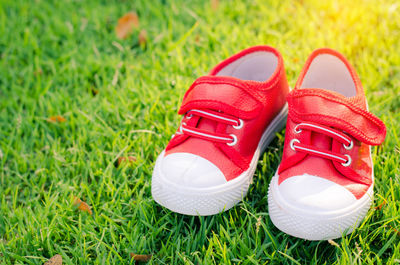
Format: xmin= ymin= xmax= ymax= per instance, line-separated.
xmin=300 ymin=53 xmax=356 ymax=97
xmin=216 ymin=51 xmax=278 ymax=82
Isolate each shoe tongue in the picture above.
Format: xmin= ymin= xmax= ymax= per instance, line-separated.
xmin=178 ymin=76 xmax=262 ymax=119
xmin=287 ymin=88 xmax=386 ymax=145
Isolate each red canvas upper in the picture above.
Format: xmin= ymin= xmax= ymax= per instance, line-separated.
xmin=165 ymin=46 xmax=289 ymax=181
xmin=278 ymin=48 xmax=386 ymax=199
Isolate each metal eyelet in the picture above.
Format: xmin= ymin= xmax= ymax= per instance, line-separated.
xmin=186 ymin=113 xmax=193 ymax=119
xmin=227 ymin=134 xmax=237 ymax=146
xmin=179 ymin=122 xmax=187 ymax=134
xmin=294 ymin=125 xmax=302 ymax=134
xmin=232 ymin=119 xmax=243 ymax=129
xmin=343 ymin=140 xmax=353 ymax=150
xmin=290 ymin=139 xmax=300 ymax=151
xmin=341 ymin=154 xmax=352 ymax=167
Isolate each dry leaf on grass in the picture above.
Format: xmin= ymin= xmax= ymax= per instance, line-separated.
xmin=130 ymin=253 xmax=152 ymax=262
xmin=90 ymin=87 xmax=99 ymax=96
xmin=44 ymin=254 xmax=62 ymax=265
xmin=211 ymin=0 xmax=219 ymax=10
xmin=375 ymin=199 xmax=387 ymax=210
xmin=116 ymin=156 xmax=137 ymax=167
xmin=328 ymin=239 xmax=340 ymax=248
xmin=73 ymin=197 xmax=93 ymax=215
xmin=116 ymin=12 xmax=139 ymax=39
xmin=355 ymin=242 xmax=363 ymax=256
xmin=34 ymin=68 xmax=43 ymax=76
xmin=255 ymin=216 xmax=262 ymax=233
xmin=390 ymin=225 xmax=400 ymax=236
xmin=138 ymin=30 xmax=147 ymax=46
xmin=194 ymin=34 xmax=201 ymax=44
xmin=47 ymin=116 xmax=66 ymax=123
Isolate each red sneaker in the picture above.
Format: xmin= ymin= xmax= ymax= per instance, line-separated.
xmin=268 ymin=48 xmax=386 ymax=240
xmin=152 ymin=46 xmax=289 ymax=215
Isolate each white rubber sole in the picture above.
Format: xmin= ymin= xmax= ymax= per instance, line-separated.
xmin=268 ymin=173 xmax=373 ymax=240
xmin=151 ymin=104 xmax=288 ymax=216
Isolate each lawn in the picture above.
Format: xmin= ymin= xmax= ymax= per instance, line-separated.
xmin=0 ymin=0 xmax=399 ymax=264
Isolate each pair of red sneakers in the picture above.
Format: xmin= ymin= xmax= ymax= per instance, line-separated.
xmin=151 ymin=46 xmax=386 ymax=240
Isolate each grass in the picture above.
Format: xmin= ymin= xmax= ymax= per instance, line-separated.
xmin=0 ymin=0 xmax=399 ymax=264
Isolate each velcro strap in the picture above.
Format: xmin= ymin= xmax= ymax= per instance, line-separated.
xmin=287 ymin=89 xmax=386 ymax=145
xmin=178 ymin=76 xmax=262 ymax=119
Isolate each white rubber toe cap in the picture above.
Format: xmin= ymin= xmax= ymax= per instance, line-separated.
xmin=269 ymin=173 xmax=372 ymax=240
xmin=278 ymin=173 xmax=357 ymax=212
xmin=160 ymin=153 xmax=227 ymax=188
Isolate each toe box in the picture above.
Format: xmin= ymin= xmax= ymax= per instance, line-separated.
xmin=278 ymin=173 xmax=357 ymax=212
xmin=159 ymin=152 xmax=227 ymax=189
